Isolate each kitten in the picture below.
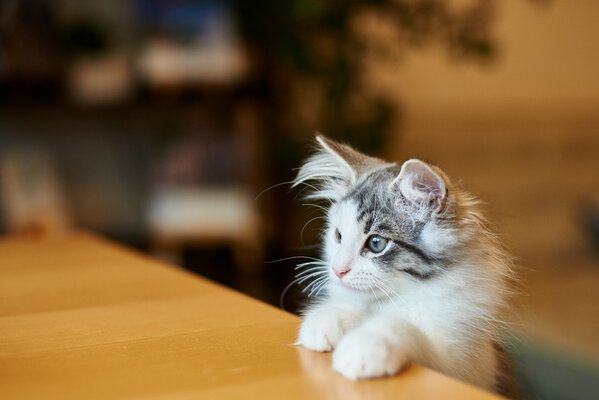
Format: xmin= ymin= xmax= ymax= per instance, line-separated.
xmin=292 ymin=135 xmax=515 ymax=394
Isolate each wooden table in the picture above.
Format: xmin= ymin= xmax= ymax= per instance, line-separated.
xmin=0 ymin=232 xmax=502 ymax=399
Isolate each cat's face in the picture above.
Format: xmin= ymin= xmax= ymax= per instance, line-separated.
xmin=323 ymin=166 xmax=454 ymax=294
xmin=294 ymin=136 xmax=463 ymax=296
xmin=325 ymin=198 xmax=395 ymax=293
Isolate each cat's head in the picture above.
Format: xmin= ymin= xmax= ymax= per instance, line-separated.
xmin=294 ymin=135 xmax=477 ymax=295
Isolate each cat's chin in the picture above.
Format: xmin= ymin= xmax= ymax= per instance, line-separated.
xmin=333 ymin=281 xmax=393 ymax=302
xmin=336 ymin=280 xmax=374 ymax=294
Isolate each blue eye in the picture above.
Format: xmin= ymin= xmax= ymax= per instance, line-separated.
xmin=367 ymin=235 xmax=388 ymax=253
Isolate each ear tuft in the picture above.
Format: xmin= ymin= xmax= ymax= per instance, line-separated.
xmin=293 ymin=134 xmax=384 ymax=201
xmin=392 ymin=159 xmax=446 ymax=210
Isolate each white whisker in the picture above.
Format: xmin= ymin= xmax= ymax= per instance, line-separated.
xmin=303 ymin=275 xmax=328 ymax=295
xmin=308 ymin=276 xmax=330 ymax=297
xmin=266 ymin=255 xmax=323 ymax=264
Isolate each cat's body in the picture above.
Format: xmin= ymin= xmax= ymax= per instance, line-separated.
xmin=293 ymin=136 xmax=514 ymax=394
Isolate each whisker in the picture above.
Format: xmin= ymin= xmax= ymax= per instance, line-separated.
xmin=301 ymin=205 xmax=325 ymax=221
xmin=372 ymin=278 xmax=401 ymax=310
xmin=279 ymin=275 xmax=305 ymax=311
xmin=308 ymin=276 xmax=330 ymax=297
xmin=370 ymin=287 xmax=384 ymax=312
xmin=302 ymin=275 xmax=328 ymax=295
xmin=313 ymin=279 xmax=330 ymax=297
xmin=302 ymin=203 xmax=328 ymax=212
xmin=293 ymin=182 xmax=321 ymax=200
xmin=296 ymin=270 xmax=329 ymax=286
xmin=266 ymin=255 xmax=323 ymax=264
xmin=279 ymin=268 xmax=327 ymax=310
xmin=295 ymin=267 xmax=328 ymax=279
xmin=255 ymin=180 xmax=294 ymax=200
xmin=295 ymin=260 xmax=327 ymax=269
xmin=300 ymin=216 xmax=326 ymax=246
xmin=295 ymin=265 xmax=327 ymax=274
xmin=372 ymin=281 xmax=393 ymax=302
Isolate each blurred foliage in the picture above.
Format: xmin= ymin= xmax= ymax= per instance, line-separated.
xmin=233 ymin=0 xmax=499 ymax=158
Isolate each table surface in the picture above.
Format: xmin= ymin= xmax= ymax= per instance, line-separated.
xmin=0 ymin=232 xmax=502 ymax=399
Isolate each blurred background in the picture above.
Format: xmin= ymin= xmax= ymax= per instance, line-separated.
xmin=0 ymin=1 xmax=598 ymax=398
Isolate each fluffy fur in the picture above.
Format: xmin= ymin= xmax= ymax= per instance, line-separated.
xmin=292 ymin=136 xmax=514 ymax=393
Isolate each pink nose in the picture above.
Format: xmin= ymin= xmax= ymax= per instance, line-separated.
xmin=333 ymin=267 xmax=350 ymax=279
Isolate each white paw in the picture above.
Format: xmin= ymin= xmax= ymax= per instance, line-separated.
xmin=297 ymin=311 xmax=345 ymax=352
xmin=332 ymin=330 xmax=408 ymax=380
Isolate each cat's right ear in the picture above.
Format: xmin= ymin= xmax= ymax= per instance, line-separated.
xmin=292 ymin=135 xmax=380 ymax=201
xmin=390 ymin=159 xmax=448 ymax=212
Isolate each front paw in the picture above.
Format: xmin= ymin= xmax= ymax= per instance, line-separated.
xmin=332 ymin=330 xmax=408 ymax=380
xmin=296 ymin=311 xmax=345 ymax=352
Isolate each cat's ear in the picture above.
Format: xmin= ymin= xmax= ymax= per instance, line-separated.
xmin=391 ymin=159 xmax=447 ymax=211
xmin=293 ymin=134 xmax=381 ymax=200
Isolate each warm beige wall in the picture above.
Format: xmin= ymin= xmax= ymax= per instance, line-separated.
xmin=372 ymin=0 xmax=599 ymax=123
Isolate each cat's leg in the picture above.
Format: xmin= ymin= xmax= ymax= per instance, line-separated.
xmin=333 ymin=314 xmax=500 ymax=389
xmin=332 ymin=316 xmax=430 ymax=380
xmin=296 ymin=300 xmax=366 ymax=352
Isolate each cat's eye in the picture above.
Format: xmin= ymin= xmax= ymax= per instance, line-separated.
xmin=334 ymin=228 xmax=342 ymax=243
xmin=366 ymin=235 xmax=389 ymax=254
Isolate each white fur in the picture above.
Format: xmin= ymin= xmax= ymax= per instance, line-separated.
xmin=296 ymin=301 xmax=365 ymax=352
xmin=294 ymin=138 xmax=510 ymax=392
xmin=292 ymin=138 xmax=356 ymax=201
xmin=332 ymin=325 xmax=409 ymax=380
xmin=420 ymin=223 xmax=459 ymax=256
xmin=297 ymin=198 xmax=507 ymax=390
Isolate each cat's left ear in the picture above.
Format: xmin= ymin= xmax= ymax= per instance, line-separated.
xmin=293 ymin=134 xmax=384 ymax=200
xmin=390 ymin=159 xmax=447 ymax=212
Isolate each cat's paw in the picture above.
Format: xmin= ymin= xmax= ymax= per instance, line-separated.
xmin=332 ymin=330 xmax=408 ymax=380
xmin=296 ymin=311 xmax=345 ymax=352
